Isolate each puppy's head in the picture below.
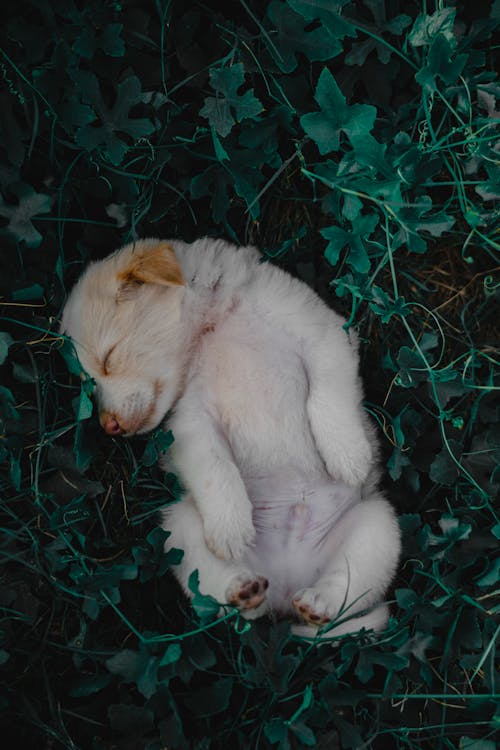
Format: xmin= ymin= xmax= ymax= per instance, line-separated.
xmin=60 ymin=239 xmax=186 ymax=436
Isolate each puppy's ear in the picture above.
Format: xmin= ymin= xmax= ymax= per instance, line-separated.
xmin=118 ymin=242 xmax=184 ymax=290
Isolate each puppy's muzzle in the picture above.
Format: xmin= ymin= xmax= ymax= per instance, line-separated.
xmin=101 ymin=411 xmax=124 ymax=436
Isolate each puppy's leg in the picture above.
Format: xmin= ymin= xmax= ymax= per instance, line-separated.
xmin=162 ymin=496 xmax=269 ymax=617
xmin=292 ymin=495 xmax=400 ymax=636
xmin=302 ymin=327 xmax=373 ymax=486
xmin=291 ymin=604 xmax=390 ymax=639
xmin=167 ymin=394 xmax=256 ymax=560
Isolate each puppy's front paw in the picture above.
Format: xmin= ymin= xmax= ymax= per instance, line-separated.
xmin=203 ymin=510 xmax=256 ymax=561
xmin=325 ymin=429 xmax=373 ymax=486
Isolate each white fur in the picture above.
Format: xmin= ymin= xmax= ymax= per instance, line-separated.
xmin=61 ymin=237 xmax=401 ymax=637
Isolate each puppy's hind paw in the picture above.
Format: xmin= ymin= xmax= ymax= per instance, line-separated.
xmin=226 ymin=575 xmax=269 ymax=612
xmin=292 ymin=588 xmax=332 ymax=627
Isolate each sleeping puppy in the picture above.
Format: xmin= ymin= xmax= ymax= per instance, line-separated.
xmin=61 ymin=238 xmax=401 ymax=637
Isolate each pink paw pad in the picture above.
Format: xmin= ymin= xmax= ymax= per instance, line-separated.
xmin=292 ymin=595 xmax=330 ymax=626
xmin=227 ymin=576 xmax=269 ymax=610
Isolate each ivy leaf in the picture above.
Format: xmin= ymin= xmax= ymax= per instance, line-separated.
xmin=69 ymin=674 xmax=112 ymax=697
xmin=393 ymin=195 xmax=455 ymax=253
xmin=73 ymin=23 xmax=125 ymax=58
xmin=408 ymin=8 xmax=457 ymax=47
xmin=0 ymin=183 xmax=51 ymax=247
xmin=264 ymin=718 xmax=289 ymax=747
xmin=159 ymin=643 xmax=182 ymax=668
xmin=12 ymin=283 xmax=44 ymax=301
xmin=141 ymin=429 xmax=174 ymax=467
xmin=239 ymin=105 xmax=294 ymax=159
xmin=105 ymin=644 xmax=172 ymax=700
xmin=334 ymin=715 xmax=364 ymax=750
xmin=190 ymin=165 xmax=233 ymax=224
xmin=396 ymin=346 xmax=428 ymax=388
xmin=346 ymin=2 xmax=411 ymax=65
xmin=72 ymin=380 xmax=94 ymax=422
xmin=188 ymin=570 xmax=220 ymax=621
xmin=266 ymin=1 xmax=338 ymax=73
xmin=429 ymin=441 xmax=463 ymax=485
xmin=290 ymin=721 xmax=316 ymax=746
xmin=108 ymin=704 xmax=154 ymax=735
xmin=200 ymin=63 xmax=263 ymax=137
xmin=321 ymin=212 xmax=377 ymax=273
xmin=355 ymin=649 xmax=409 ymax=683
xmin=58 ymin=337 xmax=85 ymax=378
xmin=459 ymin=739 xmax=496 ymax=750
xmin=476 ymin=557 xmax=500 ymax=588
xmin=184 ymin=677 xmax=233 ymax=717
xmin=288 ymin=0 xmax=356 ymax=40
xmin=191 ymin=146 xmax=266 ymax=220
xmin=301 ymin=68 xmax=377 ymax=154
xmin=416 ymin=35 xmax=468 ymax=92
xmin=0 ymin=333 xmax=13 ymax=365
xmin=106 ymin=648 xmax=149 ymax=683
xmin=369 ymin=286 xmax=409 ymax=323
xmin=348 ymin=132 xmax=392 ymax=178
xmin=73 ymin=73 xmax=155 ymax=165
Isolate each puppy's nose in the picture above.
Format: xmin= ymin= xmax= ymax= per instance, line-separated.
xmin=101 ymin=413 xmax=123 ymax=436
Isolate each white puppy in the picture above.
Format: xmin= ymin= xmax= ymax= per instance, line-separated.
xmin=61 ymin=238 xmax=401 ymax=637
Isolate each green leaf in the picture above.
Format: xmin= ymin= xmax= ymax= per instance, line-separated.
xmin=476 ymin=557 xmax=500 ymax=588
xmin=0 ymin=650 xmax=10 ymax=665
xmin=108 ymin=704 xmax=154 ymax=735
xmin=58 ymin=337 xmax=86 ymax=377
xmin=264 ymin=718 xmax=289 ymax=746
xmin=334 ymin=715 xmax=364 ymax=749
xmin=395 ymin=588 xmax=419 ymax=610
xmin=0 ymin=183 xmax=51 ymax=246
xmin=159 ymin=643 xmax=182 ymax=667
xmin=72 ymin=383 xmax=94 ymax=422
xmin=370 ymin=286 xmax=409 ymax=324
xmin=184 ymin=677 xmax=233 ymax=717
xmin=73 ymin=73 xmax=155 ymax=165
xmin=393 ymin=194 xmax=455 ymax=253
xmin=301 ymin=67 xmax=376 ymax=154
xmin=188 ymin=570 xmax=221 ymax=621
xmin=69 ymin=674 xmax=112 ymax=697
xmin=105 ymin=646 xmax=162 ymax=699
xmin=141 ymin=429 xmax=174 ymax=466
xmin=289 ymin=720 xmax=316 ymax=746
xmin=409 ymin=8 xmax=457 ymax=47
xmin=106 ymin=649 xmax=148 ymax=682
xmin=0 ymin=385 xmax=20 ymax=421
xmin=429 ymin=441 xmax=463 ymax=485
xmin=74 ymin=23 xmax=125 ymax=58
xmin=266 ymin=1 xmax=339 ymax=73
xmin=396 ymin=346 xmax=428 ymax=388
xmin=459 ymin=738 xmax=497 ymax=750
xmin=288 ymin=0 xmax=356 ymax=40
xmin=200 ymin=63 xmax=263 ymax=137
xmin=355 ymin=649 xmax=409 ymax=683
xmin=322 ymin=212 xmax=377 ymax=273
xmin=0 ymin=332 xmax=13 ymax=364
xmin=416 ymin=35 xmax=468 ymax=92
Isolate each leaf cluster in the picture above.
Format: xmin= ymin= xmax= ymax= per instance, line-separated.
xmin=0 ymin=1 xmax=499 ymax=748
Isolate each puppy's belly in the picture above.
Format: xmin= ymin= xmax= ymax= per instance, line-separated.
xmin=243 ymin=474 xmax=361 ymax=613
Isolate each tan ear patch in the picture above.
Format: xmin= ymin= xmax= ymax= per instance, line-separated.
xmin=118 ymin=242 xmax=184 ymax=288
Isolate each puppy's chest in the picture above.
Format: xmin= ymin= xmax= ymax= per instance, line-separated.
xmin=199 ymin=325 xmax=313 ymax=466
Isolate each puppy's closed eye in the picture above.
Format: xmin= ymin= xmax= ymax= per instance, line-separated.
xmin=102 ymin=345 xmax=117 ymax=376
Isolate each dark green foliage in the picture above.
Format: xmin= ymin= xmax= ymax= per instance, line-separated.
xmin=0 ymin=1 xmax=498 ymax=748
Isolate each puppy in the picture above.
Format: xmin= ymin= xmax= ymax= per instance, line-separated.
xmin=61 ymin=238 xmax=401 ymax=637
